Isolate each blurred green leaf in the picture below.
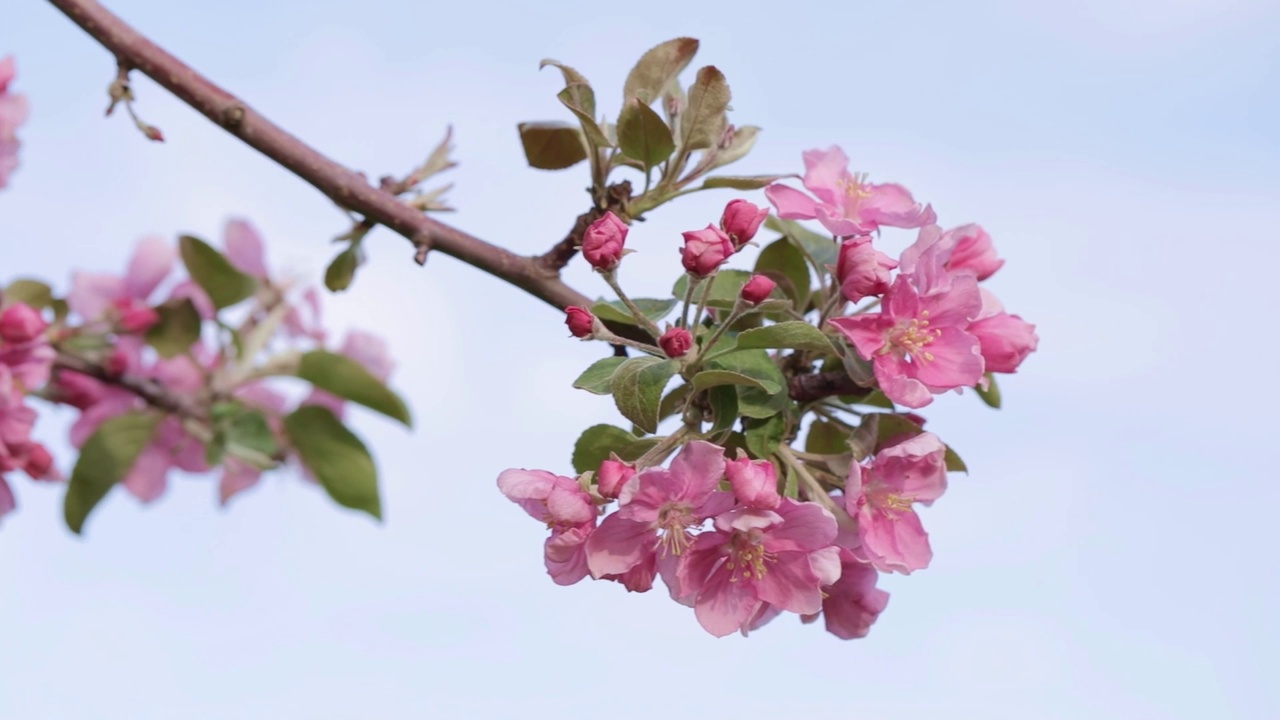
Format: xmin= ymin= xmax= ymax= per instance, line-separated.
xmin=295 ymin=350 xmax=412 ymax=427
xmin=3 ymin=279 xmax=54 ymax=310
xmin=975 ymin=373 xmax=1002 ymax=409
xmin=324 ymin=248 xmax=359 ymax=292
xmin=64 ymin=411 xmax=161 ymax=534
xmin=701 ymin=174 xmax=789 ymax=190
xmin=285 ymin=406 xmax=381 ymax=520
xmin=145 ymin=297 xmax=201 ymax=359
xmin=517 ymin=121 xmax=588 ymax=170
xmin=179 ymin=235 xmax=257 ymax=310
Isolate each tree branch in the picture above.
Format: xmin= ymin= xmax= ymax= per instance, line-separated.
xmin=52 ymin=352 xmax=205 ymax=419
xmin=788 ymin=370 xmax=867 ymax=404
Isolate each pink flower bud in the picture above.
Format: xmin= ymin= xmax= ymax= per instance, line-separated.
xmin=565 ymin=306 xmax=595 ymax=338
xmin=105 ymin=347 xmax=130 ymax=378
xmin=943 ymin=224 xmax=1004 ymax=281
xmin=836 ymin=236 xmax=898 ymax=303
xmin=740 ymin=274 xmax=776 ymax=306
xmin=22 ymin=443 xmax=55 ymax=480
xmin=112 ymin=298 xmax=160 ymax=334
xmin=596 ymin=456 xmax=636 ymax=499
xmin=720 ymin=199 xmax=768 ymax=249
xmin=680 ymin=225 xmax=734 ymax=278
xmin=968 ymin=312 xmax=1038 ymax=373
xmin=53 ymin=370 xmax=107 ymax=410
xmin=724 ymin=455 xmax=781 ymax=509
xmin=143 ymin=124 xmax=165 ymax=142
xmin=0 ymin=303 xmax=47 ymax=344
xmin=659 ymin=327 xmax=693 ymax=358
xmin=581 ymin=211 xmax=628 ymax=271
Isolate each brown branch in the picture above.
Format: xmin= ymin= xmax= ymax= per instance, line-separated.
xmin=52 ymin=352 xmax=205 ymax=419
xmin=47 ymin=0 xmax=594 ymax=313
xmin=788 ymin=370 xmax=867 ymax=404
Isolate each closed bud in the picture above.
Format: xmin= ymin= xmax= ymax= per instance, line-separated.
xmin=725 ymin=454 xmax=781 ymax=509
xmin=596 ymin=456 xmax=636 ymax=500
xmin=836 ymin=236 xmax=897 ymax=303
xmin=22 ymin=443 xmax=56 ymax=480
xmin=113 ymin=298 xmax=160 ymax=334
xmin=0 ymin=303 xmax=47 ymax=344
xmin=565 ymin=306 xmax=595 ymax=339
xmin=680 ymin=226 xmax=734 ymax=278
xmin=105 ymin=347 xmax=131 ymax=378
xmin=720 ymin=199 xmax=768 ymax=249
xmin=659 ymin=327 xmax=693 ymax=358
xmin=581 ymin=211 xmax=628 ymax=271
xmin=739 ymin=274 xmax=776 ymax=306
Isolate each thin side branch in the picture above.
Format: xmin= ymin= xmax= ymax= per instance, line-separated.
xmin=53 ymin=352 xmax=204 ymax=419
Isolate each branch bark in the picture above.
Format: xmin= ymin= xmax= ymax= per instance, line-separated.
xmin=52 ymin=352 xmax=205 ymax=419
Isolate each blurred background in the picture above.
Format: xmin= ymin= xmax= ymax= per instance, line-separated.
xmin=2 ymin=0 xmax=1278 ymax=717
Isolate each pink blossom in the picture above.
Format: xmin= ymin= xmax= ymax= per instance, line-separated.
xmin=968 ymin=289 xmax=1038 ymax=374
xmin=678 ymin=499 xmax=838 ymax=637
xmin=739 ymin=274 xmax=776 ymax=306
xmin=68 ymin=236 xmax=175 ymax=322
xmin=720 ymin=199 xmax=768 ymax=248
xmin=0 ymin=55 xmax=29 ymax=190
xmin=596 ymin=456 xmax=635 ymax=500
xmin=0 ymin=303 xmax=47 ymax=344
xmin=585 ymin=441 xmax=733 ymax=590
xmin=497 ymin=468 xmax=599 ymax=585
xmin=681 ymin=226 xmax=734 ymax=277
xmin=845 ymin=432 xmax=948 ymax=574
xmin=835 ymin=236 xmax=898 ymax=303
xmin=812 ymin=550 xmax=890 ymax=639
xmin=724 ymin=454 xmax=781 ymax=509
xmin=659 ymin=327 xmax=693 ymax=358
xmin=900 ymin=224 xmax=1004 ymax=281
xmin=829 ymin=272 xmax=984 ymax=408
xmin=765 ymin=147 xmax=935 ymax=237
xmin=581 ymin=211 xmax=628 ymax=271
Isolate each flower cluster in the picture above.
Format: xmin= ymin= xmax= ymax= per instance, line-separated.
xmin=0 ymin=55 xmax=29 ymax=189
xmin=1 ymin=220 xmax=408 ymax=531
xmin=502 ymin=146 xmax=1038 ymax=639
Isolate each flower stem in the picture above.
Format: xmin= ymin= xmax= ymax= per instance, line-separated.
xmin=603 ymin=271 xmax=663 ymax=339
xmin=634 ymin=425 xmax=696 ymax=469
xmin=776 ymin=444 xmax=842 ymax=516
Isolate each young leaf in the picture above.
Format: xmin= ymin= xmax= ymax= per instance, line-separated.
xmin=540 ymin=58 xmax=591 ymax=91
xmin=617 ymin=98 xmax=675 ymax=170
xmin=145 ymin=297 xmax=201 ymax=359
xmin=805 ymin=419 xmax=849 ymax=455
xmin=557 ymin=84 xmax=611 ymax=148
xmin=573 ymin=356 xmax=627 ymax=395
xmin=672 ymin=270 xmax=755 ymax=310
xmin=945 ymin=445 xmax=968 ymax=474
xmin=707 ymin=125 xmax=760 ymax=171
xmin=681 ymin=66 xmax=731 ymax=151
xmin=701 ymin=174 xmax=790 ymax=190
xmin=571 ymin=424 xmax=659 ymax=474
xmin=284 ymin=406 xmax=382 ymax=520
xmin=63 ymin=411 xmax=161 ymax=534
xmin=325 ymin=247 xmax=359 ymax=292
xmin=623 ymin=38 xmax=700 ymax=105
xmin=517 ymin=122 xmax=588 ymax=170
xmin=610 ymin=357 xmax=679 ymax=434
xmin=692 ymin=369 xmax=779 ymax=394
xmin=735 ymin=321 xmax=839 ymax=355
xmin=591 ymin=297 xmax=676 ymax=326
xmin=179 ymin=235 xmax=257 ymax=310
xmin=295 ymin=350 xmax=412 ymax=427
xmin=3 ymin=279 xmax=54 ymax=310
xmin=975 ymin=373 xmax=1002 ymax=409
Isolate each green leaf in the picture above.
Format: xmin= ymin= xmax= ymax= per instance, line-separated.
xmin=325 ymin=247 xmax=359 ymax=292
xmin=3 ymin=279 xmax=54 ymax=310
xmin=692 ymin=369 xmax=779 ymax=394
xmin=755 ymin=238 xmax=811 ymax=309
xmin=573 ymin=356 xmax=627 ymax=395
xmin=851 ymin=390 xmax=894 ymax=409
xmin=681 ymin=66 xmax=731 ymax=151
xmin=701 ymin=174 xmax=790 ymax=190
xmin=945 ymin=445 xmax=968 ymax=474
xmin=975 ymin=373 xmax=1002 ymax=409
xmin=743 ymin=414 xmax=785 ymax=459
xmin=707 ymin=385 xmax=739 ymax=435
xmin=207 ymin=402 xmax=281 ymax=468
xmin=617 ymin=98 xmax=675 ymax=170
xmin=145 ymin=297 xmax=202 ymax=359
xmin=610 ymin=357 xmax=679 ymax=434
xmin=659 ymin=382 xmax=693 ymax=423
xmin=735 ymin=321 xmax=838 ymax=355
xmin=765 ymin=215 xmax=839 ymax=269
xmin=63 ymin=411 xmax=161 ymax=534
xmin=517 ymin=121 xmax=588 ymax=170
xmin=708 ymin=350 xmax=788 ymax=419
xmin=707 ymin=126 xmax=760 ymax=171
xmin=295 ymin=350 xmax=412 ymax=427
xmin=179 ymin=235 xmax=257 ymax=310
xmin=571 ymin=424 xmax=660 ymax=474
xmin=284 ymin=406 xmax=381 ymax=520
xmin=737 ymin=384 xmax=788 ymax=419
xmin=623 ymin=37 xmax=700 ymax=105
xmin=805 ymin=419 xmax=848 ymax=454
xmin=672 ymin=270 xmax=755 ymax=310
xmin=782 ymin=464 xmax=799 ymax=499
xmin=591 ymin=297 xmax=676 ymax=326
xmin=557 ymin=84 xmax=611 ymax=148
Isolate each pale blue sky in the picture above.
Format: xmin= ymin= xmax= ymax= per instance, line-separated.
xmin=3 ymin=1 xmax=1279 ymax=718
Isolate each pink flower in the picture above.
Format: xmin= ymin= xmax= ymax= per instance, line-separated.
xmin=845 ymin=432 xmax=947 ymax=574
xmin=581 ymin=211 xmax=628 ymax=271
xmin=659 ymin=327 xmax=693 ymax=358
xmin=0 ymin=303 xmax=46 ymax=344
xmin=739 ymin=274 xmax=776 ymax=306
xmin=0 ymin=55 xmax=30 ymax=190
xmin=720 ymin=199 xmax=768 ymax=248
xmin=681 ymin=226 xmax=734 ymax=277
xmin=812 ymin=550 xmax=890 ymax=639
xmin=498 ymin=468 xmax=599 ymax=586
xmin=968 ymin=289 xmax=1038 ymax=374
xmin=765 ymin=147 xmax=935 ymax=237
xmin=678 ymin=499 xmax=838 ymax=637
xmin=724 ymin=454 xmax=781 ymax=509
xmin=900 ymin=224 xmax=1004 ymax=281
xmin=596 ymin=456 xmax=635 ymax=500
xmin=585 ymin=441 xmax=733 ymax=589
xmin=68 ymin=236 xmax=175 ymax=322
xmin=835 ymin=236 xmax=898 ymax=303
xmin=829 ymin=272 xmax=984 ymax=409
xmin=565 ymin=306 xmax=595 ymax=338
